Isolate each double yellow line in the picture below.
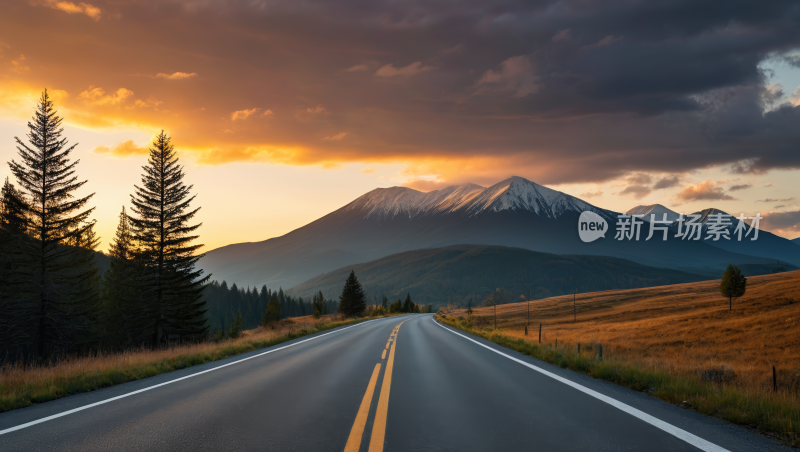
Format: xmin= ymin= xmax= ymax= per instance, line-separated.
xmin=344 ymin=319 xmax=408 ymax=452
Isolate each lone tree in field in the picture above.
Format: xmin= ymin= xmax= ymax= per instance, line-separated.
xmin=720 ymin=264 xmax=747 ymax=311
xmin=7 ymin=90 xmax=99 ymax=360
xmin=339 ymin=270 xmax=366 ymax=317
xmin=129 ymin=131 xmax=209 ymax=347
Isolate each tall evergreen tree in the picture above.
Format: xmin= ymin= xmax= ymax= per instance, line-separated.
xmin=312 ymin=290 xmax=326 ymax=318
xmin=100 ymin=207 xmax=136 ymax=348
xmin=1 ymin=177 xmax=29 ymax=234
xmin=403 ymin=293 xmax=413 ymax=313
xmin=7 ymin=90 xmax=98 ymax=360
xmin=262 ymin=293 xmax=281 ymax=328
xmin=228 ymin=311 xmax=243 ymax=339
xmin=339 ymin=270 xmax=366 ymax=317
xmin=128 ymin=131 xmax=209 ymax=347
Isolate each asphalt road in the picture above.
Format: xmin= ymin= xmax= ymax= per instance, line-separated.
xmin=0 ymin=314 xmax=792 ymax=451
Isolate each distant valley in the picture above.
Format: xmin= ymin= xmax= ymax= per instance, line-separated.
xmin=285 ymin=244 xmax=708 ymax=307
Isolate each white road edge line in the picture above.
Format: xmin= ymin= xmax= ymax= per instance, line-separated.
xmin=433 ymin=318 xmax=730 ymax=452
xmin=0 ymin=319 xmax=382 ymax=436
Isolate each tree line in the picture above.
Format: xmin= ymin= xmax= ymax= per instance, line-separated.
xmin=204 ymin=281 xmax=338 ymax=335
xmin=338 ymin=270 xmax=431 ymax=317
xmin=0 ymin=90 xmax=207 ymax=362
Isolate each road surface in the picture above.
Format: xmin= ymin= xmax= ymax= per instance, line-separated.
xmin=0 ymin=314 xmax=791 ymax=451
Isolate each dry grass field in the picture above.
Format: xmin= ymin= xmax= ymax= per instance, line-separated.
xmin=449 ymin=270 xmax=800 ymax=394
xmin=440 ymin=270 xmax=800 ymax=444
xmin=0 ymin=314 xmax=368 ymax=413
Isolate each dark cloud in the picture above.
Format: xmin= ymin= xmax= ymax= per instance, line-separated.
xmin=2 ymin=0 xmax=800 ymax=184
xmin=653 ymin=175 xmax=681 ymax=190
xmin=757 ymin=197 xmax=795 ymax=202
xmin=762 ymin=210 xmax=800 ymax=233
xmin=728 ymin=183 xmax=753 ymax=191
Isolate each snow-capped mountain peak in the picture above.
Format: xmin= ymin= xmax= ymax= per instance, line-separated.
xmin=462 ymin=176 xmax=611 ymax=219
xmin=626 ymin=204 xmax=680 ymax=222
xmin=344 ymin=176 xmax=612 ymax=220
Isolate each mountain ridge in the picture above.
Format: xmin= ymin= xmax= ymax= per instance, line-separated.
xmin=199 ymin=176 xmax=797 ymax=289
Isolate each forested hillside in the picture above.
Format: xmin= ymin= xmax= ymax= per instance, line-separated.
xmin=203 ymin=282 xmax=338 ymax=333
xmin=287 ymin=245 xmax=707 ymax=307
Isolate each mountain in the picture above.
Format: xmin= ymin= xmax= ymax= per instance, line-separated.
xmin=627 ymin=204 xmax=680 ymax=222
xmin=665 ymin=208 xmax=800 ymax=269
xmin=794 ymin=238 xmax=800 ymax=245
xmin=200 ymin=176 xmax=792 ymax=288
xmin=286 ymin=245 xmax=708 ymax=307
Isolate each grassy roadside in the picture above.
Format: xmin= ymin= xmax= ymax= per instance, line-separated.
xmin=0 ymin=315 xmax=386 ymax=413
xmin=435 ymin=314 xmax=800 ymax=448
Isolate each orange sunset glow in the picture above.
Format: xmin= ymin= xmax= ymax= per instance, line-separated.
xmin=2 ymin=0 xmax=800 ymax=250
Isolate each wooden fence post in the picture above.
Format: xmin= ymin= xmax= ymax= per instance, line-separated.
xmin=538 ymin=324 xmax=542 ymax=344
xmin=578 ymin=343 xmax=581 ymax=354
xmin=773 ymin=365 xmax=777 ymax=393
xmin=598 ymin=344 xmax=603 ymax=361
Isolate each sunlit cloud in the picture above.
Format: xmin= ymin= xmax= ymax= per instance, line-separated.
xmin=322 ymin=132 xmax=347 ymax=141
xmin=580 ymin=189 xmax=603 ymax=198
xmin=11 ymin=55 xmax=29 ymax=74
xmin=93 ymin=140 xmax=149 ymax=157
xmin=231 ymin=108 xmax=271 ymax=121
xmin=78 ymin=86 xmax=134 ymax=106
xmin=375 ymin=62 xmax=433 ymax=77
xmin=346 ymin=64 xmax=368 ymax=72
xmin=155 ymin=72 xmax=198 ymax=80
xmin=674 ymin=179 xmax=735 ymax=202
xmin=361 ymin=168 xmax=376 ymax=173
xmin=35 ymin=0 xmax=101 ymax=20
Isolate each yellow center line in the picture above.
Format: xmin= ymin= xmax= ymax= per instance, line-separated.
xmin=381 ymin=349 xmax=386 ymax=360
xmin=344 ymin=363 xmax=382 ymax=452
xmin=369 ymin=319 xmax=409 ymax=452
xmin=385 ymin=342 xmax=390 ymax=349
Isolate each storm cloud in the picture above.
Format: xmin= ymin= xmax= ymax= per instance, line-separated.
xmin=1 ymin=0 xmax=800 ymax=185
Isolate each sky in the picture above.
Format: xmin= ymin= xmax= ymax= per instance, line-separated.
xmin=1 ymin=0 xmax=800 ymax=252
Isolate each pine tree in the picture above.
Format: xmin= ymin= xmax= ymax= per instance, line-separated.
xmin=381 ymin=294 xmax=388 ymax=310
xmin=100 ymin=207 xmax=136 ymax=348
xmin=720 ymin=264 xmax=747 ymax=311
xmin=228 ymin=311 xmax=243 ymax=339
xmin=7 ymin=90 xmax=99 ymax=360
xmin=262 ymin=293 xmax=282 ymax=328
xmin=128 ymin=131 xmax=208 ymax=347
xmin=339 ymin=270 xmax=367 ymax=317
xmin=312 ymin=290 xmax=325 ymax=318
xmin=403 ymin=293 xmax=413 ymax=313
xmin=1 ymin=177 xmax=29 ymax=234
